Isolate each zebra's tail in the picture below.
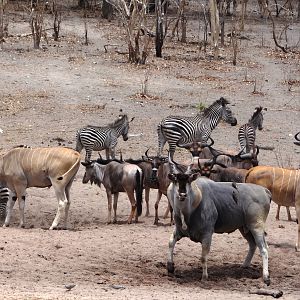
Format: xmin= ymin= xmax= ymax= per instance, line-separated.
xmin=135 ymin=169 xmax=143 ymax=217
xmin=75 ymin=130 xmax=83 ymax=153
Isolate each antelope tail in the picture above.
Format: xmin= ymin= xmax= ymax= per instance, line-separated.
xmin=135 ymin=170 xmax=143 ymax=217
xmin=57 ymin=155 xmax=81 ymax=181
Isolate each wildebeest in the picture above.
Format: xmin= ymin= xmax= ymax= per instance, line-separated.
xmin=166 ymin=156 xmax=271 ymax=285
xmin=245 ymin=166 xmax=300 ymax=251
xmin=294 ymin=132 xmax=300 ymax=146
xmin=182 ymin=138 xmax=259 ymax=170
xmin=81 ymin=160 xmax=143 ymax=224
xmin=132 ymin=150 xmax=168 ymax=218
xmin=0 ymin=146 xmax=81 ymax=229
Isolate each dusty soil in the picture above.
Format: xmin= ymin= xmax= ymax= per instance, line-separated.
xmin=0 ymin=1 xmax=299 ymax=299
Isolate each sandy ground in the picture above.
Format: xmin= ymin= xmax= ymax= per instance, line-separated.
xmin=0 ymin=1 xmax=299 ymax=299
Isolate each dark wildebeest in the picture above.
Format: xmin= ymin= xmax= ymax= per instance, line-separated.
xmin=81 ymin=160 xmax=143 ymax=224
xmin=166 ymin=155 xmax=271 ymax=285
xmin=126 ymin=149 xmax=168 ymax=218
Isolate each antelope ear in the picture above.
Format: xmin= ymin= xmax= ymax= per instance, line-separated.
xmin=168 ymin=173 xmax=177 ymax=182
xmin=189 ymin=172 xmax=199 ymax=182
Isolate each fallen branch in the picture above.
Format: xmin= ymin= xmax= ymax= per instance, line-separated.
xmin=17 ymin=28 xmax=52 ymax=37
xmin=259 ymin=146 xmax=275 ymax=151
xmin=249 ymin=288 xmax=283 ymax=298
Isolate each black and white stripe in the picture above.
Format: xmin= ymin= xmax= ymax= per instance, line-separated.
xmin=238 ymin=106 xmax=266 ymax=154
xmin=157 ymin=97 xmax=237 ymax=158
xmin=0 ymin=186 xmax=10 ymax=221
xmin=76 ymin=114 xmax=131 ymax=162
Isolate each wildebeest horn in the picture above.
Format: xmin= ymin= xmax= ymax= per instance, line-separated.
xmin=145 ymin=148 xmax=150 ymax=158
xmin=295 ymin=132 xmax=300 ymax=142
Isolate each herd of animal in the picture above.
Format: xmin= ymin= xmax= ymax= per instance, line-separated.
xmin=0 ymin=97 xmax=299 ymax=287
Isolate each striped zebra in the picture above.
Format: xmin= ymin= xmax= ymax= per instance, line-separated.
xmin=157 ymin=97 xmax=237 ymax=159
xmin=0 ymin=186 xmax=10 ymax=221
xmin=76 ymin=114 xmax=133 ymax=162
xmin=238 ymin=106 xmax=266 ymax=154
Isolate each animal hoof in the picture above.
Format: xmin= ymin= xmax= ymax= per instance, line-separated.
xmin=167 ymin=262 xmax=175 ymax=274
xmin=264 ymin=277 xmax=271 ymax=286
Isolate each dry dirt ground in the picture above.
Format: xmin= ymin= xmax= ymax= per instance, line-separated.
xmin=0 ymin=1 xmax=299 ymax=299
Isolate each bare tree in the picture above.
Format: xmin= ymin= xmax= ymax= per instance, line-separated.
xmin=0 ymin=0 xmax=7 ymax=49
xmin=209 ymin=0 xmax=220 ymax=58
xmin=106 ymin=0 xmax=153 ymax=64
xmin=52 ymin=0 xmax=62 ymax=41
xmin=29 ymin=1 xmax=44 ymax=49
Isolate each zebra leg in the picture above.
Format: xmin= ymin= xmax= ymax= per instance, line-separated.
xmin=105 ymin=148 xmax=110 ymax=159
xmin=157 ymin=125 xmax=166 ymax=156
xmin=85 ymin=148 xmax=92 ymax=162
xmin=113 ymin=193 xmax=118 ymax=224
xmin=3 ymin=194 xmax=17 ymax=227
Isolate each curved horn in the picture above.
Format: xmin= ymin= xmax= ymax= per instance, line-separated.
xmin=145 ymin=148 xmax=150 ymax=158
xmin=295 ymin=132 xmax=300 ymax=141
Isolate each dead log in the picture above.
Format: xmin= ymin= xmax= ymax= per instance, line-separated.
xmin=249 ymin=288 xmax=283 ymax=298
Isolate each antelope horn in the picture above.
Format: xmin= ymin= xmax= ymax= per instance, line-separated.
xmin=295 ymin=132 xmax=300 ymax=141
xmin=145 ymin=148 xmax=150 ymax=158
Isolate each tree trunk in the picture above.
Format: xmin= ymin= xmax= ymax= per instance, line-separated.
xmin=78 ymin=0 xmax=89 ymax=8
xmin=155 ymin=0 xmax=164 ymax=57
xmin=102 ymin=0 xmax=113 ymax=20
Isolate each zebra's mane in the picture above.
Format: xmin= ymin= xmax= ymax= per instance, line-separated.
xmin=87 ymin=114 xmax=128 ymax=130
xmin=202 ymin=97 xmax=229 ymax=117
xmin=248 ymin=106 xmax=263 ymax=122
xmin=13 ymin=145 xmax=31 ymax=149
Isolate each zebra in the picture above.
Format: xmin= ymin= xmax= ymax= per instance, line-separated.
xmin=238 ymin=106 xmax=266 ymax=154
xmin=76 ymin=113 xmax=134 ymax=162
xmin=0 ymin=186 xmax=10 ymax=222
xmin=157 ymin=97 xmax=237 ymax=159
